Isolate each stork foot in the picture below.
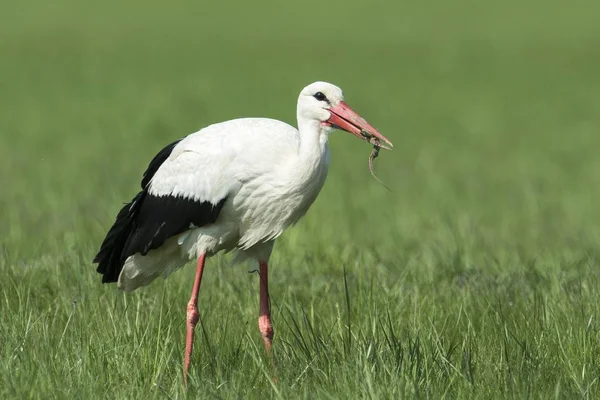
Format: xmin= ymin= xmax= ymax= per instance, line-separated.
xmin=258 ymin=314 xmax=274 ymax=352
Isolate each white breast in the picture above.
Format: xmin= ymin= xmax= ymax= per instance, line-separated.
xmin=153 ymin=117 xmax=330 ymax=259
xmin=233 ymin=144 xmax=330 ymax=249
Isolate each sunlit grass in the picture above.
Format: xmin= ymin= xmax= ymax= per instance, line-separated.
xmin=2 ymin=0 xmax=600 ymax=398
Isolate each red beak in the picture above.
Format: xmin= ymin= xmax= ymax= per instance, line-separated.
xmin=326 ymin=101 xmax=393 ymax=149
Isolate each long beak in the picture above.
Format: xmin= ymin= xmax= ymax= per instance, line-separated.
xmin=327 ymin=101 xmax=393 ymax=149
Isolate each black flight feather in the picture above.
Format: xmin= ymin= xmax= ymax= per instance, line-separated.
xmin=141 ymin=139 xmax=181 ymax=189
xmin=93 ymin=139 xmax=227 ymax=284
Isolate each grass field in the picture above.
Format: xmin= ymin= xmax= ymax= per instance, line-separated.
xmin=2 ymin=0 xmax=600 ymax=398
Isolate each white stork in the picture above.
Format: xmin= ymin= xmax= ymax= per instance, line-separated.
xmin=93 ymin=81 xmax=392 ymax=384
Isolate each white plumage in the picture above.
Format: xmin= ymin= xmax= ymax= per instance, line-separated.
xmin=118 ymin=116 xmax=330 ymax=290
xmin=93 ymin=81 xmax=392 ymax=384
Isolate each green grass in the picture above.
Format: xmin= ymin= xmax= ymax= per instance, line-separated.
xmin=2 ymin=0 xmax=600 ymax=398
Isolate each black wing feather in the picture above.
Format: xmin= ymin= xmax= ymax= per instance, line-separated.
xmin=93 ymin=191 xmax=145 ymax=283
xmin=123 ymin=195 xmax=226 ymax=257
xmin=93 ymin=139 xmax=226 ymax=284
xmin=141 ymin=139 xmax=182 ymax=189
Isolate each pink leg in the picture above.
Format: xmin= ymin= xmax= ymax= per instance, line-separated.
xmin=184 ymin=252 xmax=207 ymax=387
xmin=258 ymin=261 xmax=274 ymax=352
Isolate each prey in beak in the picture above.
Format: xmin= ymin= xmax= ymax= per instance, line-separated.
xmin=326 ymin=101 xmax=393 ymax=150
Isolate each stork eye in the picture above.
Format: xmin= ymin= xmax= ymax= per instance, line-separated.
xmin=313 ymin=92 xmax=328 ymax=102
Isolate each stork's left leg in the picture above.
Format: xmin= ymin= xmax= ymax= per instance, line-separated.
xmin=183 ymin=252 xmax=207 ymax=387
xmin=258 ymin=261 xmax=274 ymax=352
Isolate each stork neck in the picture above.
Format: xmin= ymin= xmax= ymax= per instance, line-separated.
xmin=286 ymin=116 xmax=330 ymax=188
xmin=296 ymin=117 xmax=329 ymax=157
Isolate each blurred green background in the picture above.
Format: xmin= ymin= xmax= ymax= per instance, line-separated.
xmin=2 ymin=0 xmax=600 ymax=398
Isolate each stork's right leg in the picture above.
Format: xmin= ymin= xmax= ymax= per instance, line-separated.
xmin=184 ymin=252 xmax=207 ymax=388
xmin=258 ymin=261 xmax=274 ymax=352
xmin=258 ymin=260 xmax=278 ymax=383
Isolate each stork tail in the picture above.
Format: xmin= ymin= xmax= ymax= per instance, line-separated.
xmin=94 ymin=192 xmax=145 ymax=283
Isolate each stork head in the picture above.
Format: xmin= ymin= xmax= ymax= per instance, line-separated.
xmin=298 ymin=81 xmax=393 ymax=149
